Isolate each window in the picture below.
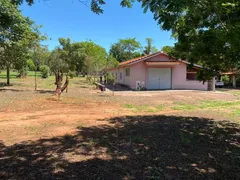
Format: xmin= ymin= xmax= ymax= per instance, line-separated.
xmin=119 ymin=72 xmax=122 ymax=80
xmin=187 ymin=73 xmax=197 ymax=80
xmin=125 ymin=68 xmax=130 ymax=77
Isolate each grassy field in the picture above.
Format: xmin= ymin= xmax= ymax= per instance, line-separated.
xmin=0 ymin=72 xmax=239 ymax=179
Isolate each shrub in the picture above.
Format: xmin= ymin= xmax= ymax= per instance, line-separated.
xmin=27 ymin=59 xmax=35 ymax=71
xmin=221 ymin=75 xmax=229 ymax=83
xmin=68 ymin=71 xmax=76 ymax=79
xmin=40 ymin=65 xmax=50 ymax=78
xmin=106 ymin=73 xmax=115 ymax=84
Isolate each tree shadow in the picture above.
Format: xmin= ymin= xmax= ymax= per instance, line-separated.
xmin=0 ymin=88 xmax=25 ymax=92
xmin=0 ymin=89 xmax=54 ymax=94
xmin=0 ymin=115 xmax=239 ymax=179
xmin=36 ymin=90 xmax=55 ymax=94
xmin=0 ymin=82 xmax=13 ymax=87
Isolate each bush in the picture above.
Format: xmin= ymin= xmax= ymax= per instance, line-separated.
xmin=106 ymin=73 xmax=115 ymax=84
xmin=40 ymin=65 xmax=50 ymax=78
xmin=27 ymin=59 xmax=35 ymax=71
xmin=221 ymin=75 xmax=229 ymax=83
xmin=68 ymin=71 xmax=76 ymax=79
xmin=221 ymin=75 xmax=231 ymax=86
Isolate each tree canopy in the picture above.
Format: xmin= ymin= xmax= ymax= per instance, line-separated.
xmin=109 ymin=38 xmax=142 ymax=62
xmin=162 ymin=46 xmax=174 ymax=54
xmin=138 ymin=0 xmax=239 ymax=73
xmin=93 ymin=0 xmax=239 ymax=73
xmin=143 ymin=38 xmax=158 ymax=55
xmin=0 ymin=0 xmax=42 ymax=84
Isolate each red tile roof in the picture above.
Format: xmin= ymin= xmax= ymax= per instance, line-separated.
xmin=107 ymin=51 xmax=203 ymax=70
xmin=145 ymin=61 xmax=179 ymax=66
xmin=119 ymin=51 xmax=163 ymax=67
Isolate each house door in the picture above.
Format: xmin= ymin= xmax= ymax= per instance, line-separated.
xmin=148 ymin=68 xmax=172 ymax=90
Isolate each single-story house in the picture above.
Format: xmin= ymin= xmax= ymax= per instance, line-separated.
xmin=107 ymin=51 xmax=214 ymax=91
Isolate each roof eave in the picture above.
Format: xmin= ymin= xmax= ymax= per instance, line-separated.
xmin=127 ymin=52 xmax=163 ymax=66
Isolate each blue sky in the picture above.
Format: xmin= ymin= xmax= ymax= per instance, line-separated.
xmin=20 ymin=0 xmax=175 ymax=51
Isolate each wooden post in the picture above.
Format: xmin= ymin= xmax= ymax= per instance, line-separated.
xmin=34 ymin=69 xmax=37 ymax=91
xmin=232 ymin=75 xmax=236 ymax=88
xmin=113 ymin=82 xmax=115 ymax=96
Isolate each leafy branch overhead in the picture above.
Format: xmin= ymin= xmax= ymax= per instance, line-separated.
xmin=10 ymin=0 xmax=136 ymax=14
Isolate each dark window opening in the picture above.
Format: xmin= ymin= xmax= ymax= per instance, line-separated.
xmin=187 ymin=73 xmax=197 ymax=80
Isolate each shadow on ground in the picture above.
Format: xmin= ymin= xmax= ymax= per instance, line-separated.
xmin=36 ymin=90 xmax=55 ymax=94
xmin=0 ymin=115 xmax=239 ymax=179
xmin=0 ymin=82 xmax=13 ymax=88
xmin=0 ymin=88 xmax=24 ymax=92
xmin=105 ymin=84 xmax=132 ymax=91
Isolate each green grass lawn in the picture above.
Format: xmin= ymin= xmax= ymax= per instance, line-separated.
xmin=0 ymin=70 xmax=42 ymax=79
xmin=0 ymin=70 xmax=54 ymax=89
xmin=0 ymin=70 xmax=18 ymax=79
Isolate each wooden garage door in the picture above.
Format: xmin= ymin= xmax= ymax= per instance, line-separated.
xmin=148 ymin=68 xmax=172 ymax=90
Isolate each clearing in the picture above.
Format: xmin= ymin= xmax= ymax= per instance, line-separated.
xmin=0 ymin=73 xmax=239 ymax=179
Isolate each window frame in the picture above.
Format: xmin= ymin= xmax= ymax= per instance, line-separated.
xmin=186 ymin=72 xmax=198 ymax=81
xmin=125 ymin=68 xmax=130 ymax=77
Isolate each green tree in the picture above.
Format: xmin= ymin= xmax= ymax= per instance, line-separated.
xmin=32 ymin=45 xmax=50 ymax=69
xmin=143 ymin=38 xmax=158 ymax=55
xmin=27 ymin=59 xmax=35 ymax=71
xmin=0 ymin=9 xmax=41 ymax=84
xmin=48 ymin=38 xmax=86 ymax=96
xmin=162 ymin=46 xmax=175 ymax=54
xmin=0 ymin=0 xmax=30 ymax=84
xmin=139 ymin=0 xmax=239 ymax=80
xmin=39 ymin=65 xmax=50 ymax=78
xmin=78 ymin=41 xmax=118 ymax=82
xmin=49 ymin=39 xmax=117 ymax=95
xmin=109 ymin=38 xmax=142 ymax=62
xmin=0 ymin=0 xmax=44 ymax=85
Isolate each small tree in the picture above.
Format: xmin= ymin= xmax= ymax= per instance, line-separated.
xmin=40 ymin=65 xmax=50 ymax=78
xmin=49 ymin=38 xmax=85 ymax=96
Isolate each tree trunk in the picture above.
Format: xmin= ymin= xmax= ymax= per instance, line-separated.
xmin=18 ymin=69 xmax=27 ymax=78
xmin=6 ymin=64 xmax=10 ymax=85
xmin=61 ymin=76 xmax=69 ymax=93
xmin=55 ymin=72 xmax=63 ymax=97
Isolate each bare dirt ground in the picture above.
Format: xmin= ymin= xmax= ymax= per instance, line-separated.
xmin=0 ymin=76 xmax=239 ymax=179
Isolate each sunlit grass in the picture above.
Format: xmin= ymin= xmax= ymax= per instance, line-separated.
xmin=230 ymin=91 xmax=240 ymax=96
xmin=0 ymin=70 xmax=18 ymax=79
xmin=172 ymin=103 xmax=197 ymax=110
xmin=123 ymin=104 xmax=164 ymax=113
xmin=199 ymin=100 xmax=240 ymax=108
